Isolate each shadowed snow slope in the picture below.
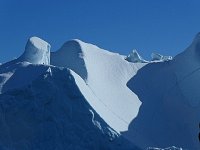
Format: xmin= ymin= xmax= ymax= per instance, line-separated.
xmin=18 ymin=37 xmax=50 ymax=65
xmin=51 ymin=40 xmax=87 ymax=79
xmin=0 ymin=64 xmax=139 ymax=150
xmin=0 ymin=62 xmax=49 ymax=94
xmin=51 ymin=39 xmax=146 ymax=132
xmin=123 ymin=33 xmax=200 ymax=150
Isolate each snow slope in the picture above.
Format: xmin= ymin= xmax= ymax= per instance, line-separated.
xmin=172 ymin=32 xmax=200 ymax=107
xmin=0 ymin=63 xmax=139 ymax=150
xmin=123 ymin=33 xmax=200 ymax=150
xmin=51 ymin=40 xmax=146 ymax=132
xmin=0 ymin=62 xmax=49 ymax=94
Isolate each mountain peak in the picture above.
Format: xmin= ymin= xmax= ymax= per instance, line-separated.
xmin=18 ymin=36 xmax=51 ymax=65
xmin=27 ymin=36 xmax=50 ymax=51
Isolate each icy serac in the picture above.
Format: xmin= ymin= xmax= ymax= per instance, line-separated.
xmin=126 ymin=49 xmax=148 ymax=63
xmin=0 ymin=38 xmax=139 ymax=150
xmin=18 ymin=37 xmax=50 ymax=65
xmin=151 ymin=53 xmax=172 ymax=61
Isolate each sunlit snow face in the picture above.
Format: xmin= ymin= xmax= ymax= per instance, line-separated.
xmin=20 ymin=37 xmax=51 ymax=65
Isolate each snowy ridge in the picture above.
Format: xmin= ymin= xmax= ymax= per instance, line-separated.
xmin=0 ymin=62 xmax=49 ymax=94
xmin=0 ymin=34 xmax=199 ymax=150
xmin=51 ymin=39 xmax=145 ymax=132
xmin=51 ymin=40 xmax=87 ymax=79
xmin=0 ymin=65 xmax=138 ymax=150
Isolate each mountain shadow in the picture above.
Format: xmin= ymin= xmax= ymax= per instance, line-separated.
xmin=122 ymin=60 xmax=200 ymax=150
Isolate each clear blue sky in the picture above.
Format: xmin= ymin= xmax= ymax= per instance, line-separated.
xmin=0 ymin=0 xmax=200 ymax=63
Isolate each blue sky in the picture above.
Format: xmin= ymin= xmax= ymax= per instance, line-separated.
xmin=0 ymin=0 xmax=200 ymax=63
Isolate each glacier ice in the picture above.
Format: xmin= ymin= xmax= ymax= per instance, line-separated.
xmin=126 ymin=49 xmax=148 ymax=63
xmin=151 ymin=53 xmax=172 ymax=61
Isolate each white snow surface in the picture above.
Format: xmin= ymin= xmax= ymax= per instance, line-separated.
xmin=18 ymin=37 xmax=50 ymax=65
xmin=51 ymin=40 xmax=145 ymax=132
xmin=0 ymin=35 xmax=200 ymax=150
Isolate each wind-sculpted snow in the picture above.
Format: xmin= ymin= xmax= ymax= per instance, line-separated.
xmin=51 ymin=40 xmax=87 ymax=80
xmin=51 ymin=39 xmax=145 ymax=132
xmin=18 ymin=37 xmax=50 ymax=65
xmin=0 ymin=64 xmax=139 ymax=150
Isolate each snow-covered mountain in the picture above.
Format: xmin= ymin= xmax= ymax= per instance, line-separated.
xmin=0 ymin=34 xmax=199 ymax=150
xmin=51 ymin=39 xmax=144 ymax=132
